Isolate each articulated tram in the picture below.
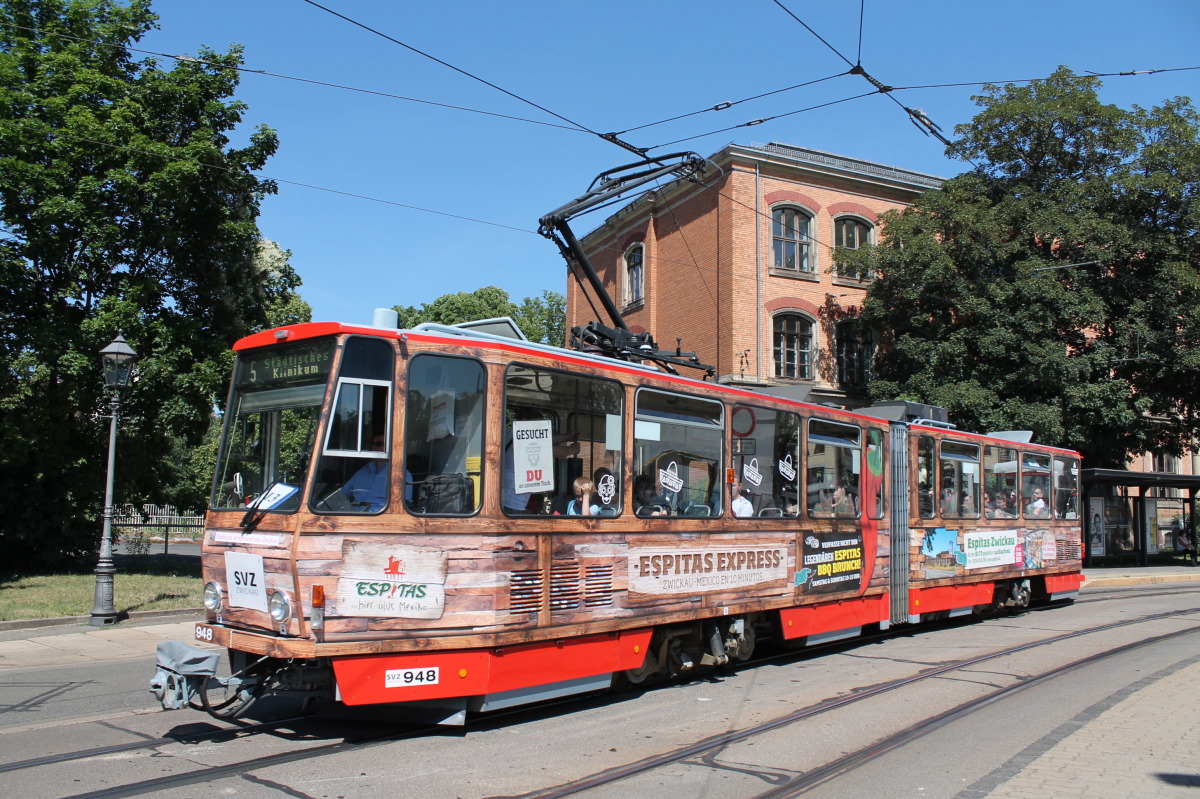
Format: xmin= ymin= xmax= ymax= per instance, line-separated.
xmin=151 ymin=155 xmax=1082 ymax=723
xmin=150 ymin=313 xmax=1083 ymax=723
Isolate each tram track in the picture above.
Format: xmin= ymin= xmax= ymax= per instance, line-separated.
xmin=483 ymin=608 xmax=1200 ymax=799
xmin=7 ymin=601 xmax=1195 ymax=798
xmin=0 ymin=712 xmax=325 ymax=775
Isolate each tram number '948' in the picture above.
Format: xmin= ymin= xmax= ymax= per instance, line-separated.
xmin=385 ymin=667 xmax=440 ymax=688
xmin=195 ymin=625 xmax=214 ymax=642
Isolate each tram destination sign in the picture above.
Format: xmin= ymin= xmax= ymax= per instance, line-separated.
xmin=238 ymin=341 xmax=333 ymax=387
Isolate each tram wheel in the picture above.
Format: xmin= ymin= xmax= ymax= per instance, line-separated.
xmin=615 ymin=648 xmax=660 ymax=688
xmin=1009 ymin=579 xmax=1032 ymax=609
xmin=730 ymin=621 xmax=757 ymax=662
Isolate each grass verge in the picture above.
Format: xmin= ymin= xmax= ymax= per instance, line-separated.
xmin=0 ymin=558 xmax=201 ymax=622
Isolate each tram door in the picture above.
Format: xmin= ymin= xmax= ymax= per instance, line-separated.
xmin=888 ymin=423 xmax=911 ymax=625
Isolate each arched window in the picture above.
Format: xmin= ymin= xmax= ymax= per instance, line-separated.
xmin=624 ymin=244 xmax=644 ymax=305
xmin=834 ymin=217 xmax=872 ymax=249
xmin=834 ymin=216 xmax=873 ymax=280
xmin=772 ymin=207 xmax=813 ymax=273
xmin=772 ymin=313 xmax=813 ymax=379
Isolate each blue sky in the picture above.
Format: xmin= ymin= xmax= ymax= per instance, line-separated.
xmin=140 ymin=1 xmax=1199 ymax=327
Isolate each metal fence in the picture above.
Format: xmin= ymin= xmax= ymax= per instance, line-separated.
xmin=112 ymin=503 xmax=203 ymax=557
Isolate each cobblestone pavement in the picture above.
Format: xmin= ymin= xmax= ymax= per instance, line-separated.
xmin=963 ymin=657 xmax=1200 ymax=798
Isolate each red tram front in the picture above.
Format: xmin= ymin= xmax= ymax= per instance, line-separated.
xmin=150 ymin=317 xmax=1083 ymax=723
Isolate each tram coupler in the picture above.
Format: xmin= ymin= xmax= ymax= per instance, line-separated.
xmin=149 ymin=640 xmax=219 ymax=710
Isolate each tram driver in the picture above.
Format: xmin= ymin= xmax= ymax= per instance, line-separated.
xmin=341 ymin=433 xmax=389 ymax=512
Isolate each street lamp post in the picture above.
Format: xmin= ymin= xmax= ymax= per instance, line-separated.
xmin=90 ymin=333 xmax=137 ymax=627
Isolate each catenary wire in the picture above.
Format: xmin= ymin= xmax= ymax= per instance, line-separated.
xmin=297 ymin=0 xmax=657 ymax=155
xmin=612 ymin=71 xmax=852 ymax=135
xmin=646 ymin=90 xmax=881 ymax=151
xmin=5 ymin=23 xmax=587 ymax=135
xmin=61 ymin=133 xmax=538 ymax=235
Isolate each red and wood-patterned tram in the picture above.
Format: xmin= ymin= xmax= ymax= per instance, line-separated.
xmin=151 ymin=314 xmax=1082 ymax=723
xmin=151 ymin=155 xmax=1082 ymax=723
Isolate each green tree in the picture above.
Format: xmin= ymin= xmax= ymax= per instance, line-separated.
xmin=394 ymin=286 xmax=566 ymax=345
xmin=0 ymin=0 xmax=280 ymax=566
xmin=157 ymin=241 xmax=310 ymax=512
xmin=841 ymin=68 xmax=1200 ymax=467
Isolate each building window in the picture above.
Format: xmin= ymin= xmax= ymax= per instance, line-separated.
xmin=834 ymin=217 xmax=872 ymax=249
xmin=836 ymin=320 xmax=873 ymax=387
xmin=772 ymin=207 xmax=813 ymax=273
xmin=624 ymin=244 xmax=644 ymax=305
xmin=834 ymin=217 xmax=873 ymax=280
xmin=773 ymin=314 xmax=812 ymax=379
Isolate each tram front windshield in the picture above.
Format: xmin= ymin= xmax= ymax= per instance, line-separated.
xmin=211 ymin=339 xmax=334 ymax=511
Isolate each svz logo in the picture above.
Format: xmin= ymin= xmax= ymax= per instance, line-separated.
xmin=233 ymin=570 xmax=258 ymax=588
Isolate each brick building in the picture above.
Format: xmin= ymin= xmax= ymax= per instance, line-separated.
xmin=570 ymin=142 xmax=943 ymax=407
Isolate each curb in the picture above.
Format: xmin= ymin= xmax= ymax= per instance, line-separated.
xmin=0 ymin=607 xmax=202 ymax=633
xmin=1081 ymin=573 xmax=1200 ymax=588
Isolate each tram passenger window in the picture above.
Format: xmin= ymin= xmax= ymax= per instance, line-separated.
xmin=1054 ymin=457 xmax=1080 ymax=519
xmin=502 ymin=365 xmax=624 ymax=518
xmin=1022 ymin=453 xmax=1051 ymax=519
xmin=402 ymin=355 xmax=485 ymax=516
xmin=939 ymin=441 xmax=980 ymax=519
xmin=984 ymin=445 xmax=1019 ymax=519
xmin=729 ymin=404 xmax=800 ymax=518
xmin=916 ymin=436 xmax=935 ymax=519
xmin=806 ymin=419 xmax=860 ymax=518
xmin=311 ymin=337 xmax=396 ymax=514
xmin=634 ymin=390 xmax=723 ymax=517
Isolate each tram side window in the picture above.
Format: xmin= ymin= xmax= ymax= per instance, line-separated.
xmin=807 ymin=419 xmax=860 ymax=518
xmin=939 ymin=441 xmax=980 ymax=518
xmin=502 ymin=365 xmax=624 ymax=517
xmin=402 ymin=355 xmax=485 ymax=516
xmin=984 ymin=445 xmax=1019 ymax=519
xmin=916 ymin=436 xmax=935 ymax=519
xmin=1054 ymin=456 xmax=1080 ymax=519
xmin=1022 ymin=453 xmax=1052 ymax=519
xmin=865 ymin=428 xmax=886 ymax=520
xmin=730 ymin=404 xmax=800 ymax=518
xmin=634 ymin=390 xmax=723 ymax=517
xmin=213 ymin=339 xmax=333 ymax=512
xmin=311 ymin=337 xmax=396 ymax=514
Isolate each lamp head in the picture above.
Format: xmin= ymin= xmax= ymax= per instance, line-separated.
xmin=99 ymin=333 xmax=137 ymax=391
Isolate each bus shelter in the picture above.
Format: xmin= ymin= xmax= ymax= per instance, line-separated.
xmin=1082 ymin=468 xmax=1199 ymax=567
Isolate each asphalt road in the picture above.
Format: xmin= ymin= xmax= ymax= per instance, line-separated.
xmin=1 ymin=582 xmax=1197 ymax=798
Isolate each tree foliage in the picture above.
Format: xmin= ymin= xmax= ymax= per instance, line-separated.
xmin=394 ymin=286 xmax=566 ymax=345
xmin=840 ymin=68 xmax=1200 ymax=467
xmin=0 ymin=0 xmax=282 ymax=566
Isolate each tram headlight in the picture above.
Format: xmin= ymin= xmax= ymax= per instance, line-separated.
xmin=203 ymin=582 xmax=223 ymax=612
xmin=268 ymin=591 xmax=291 ymax=623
